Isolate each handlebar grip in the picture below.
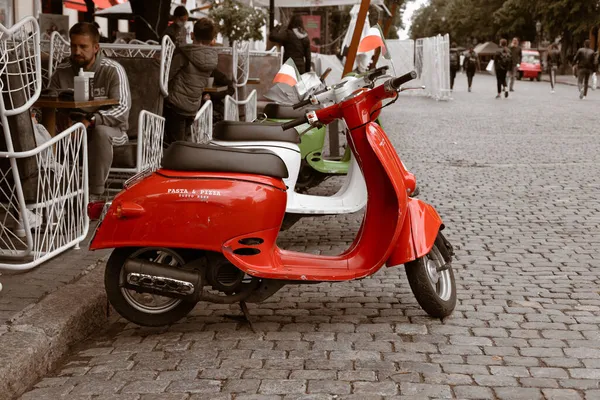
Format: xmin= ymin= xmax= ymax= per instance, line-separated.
xmin=320 ymin=67 xmax=332 ymax=82
xmin=281 ymin=115 xmax=308 ymax=131
xmin=390 ymin=71 xmax=418 ymax=90
xmin=292 ymin=98 xmax=312 ymax=110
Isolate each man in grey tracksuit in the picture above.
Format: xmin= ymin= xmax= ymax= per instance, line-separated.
xmin=50 ymin=22 xmax=131 ymax=197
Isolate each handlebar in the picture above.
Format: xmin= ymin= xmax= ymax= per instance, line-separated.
xmin=292 ymin=98 xmax=312 ymax=110
xmin=390 ymin=71 xmax=418 ymax=90
xmin=281 ymin=115 xmax=308 ymax=131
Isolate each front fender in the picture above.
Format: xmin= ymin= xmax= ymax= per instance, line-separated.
xmin=386 ymin=198 xmax=443 ymax=267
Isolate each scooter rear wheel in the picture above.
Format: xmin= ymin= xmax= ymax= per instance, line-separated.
xmin=105 ymin=247 xmax=197 ymax=327
xmin=405 ymin=236 xmax=456 ymax=318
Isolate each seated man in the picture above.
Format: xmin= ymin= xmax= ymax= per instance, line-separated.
xmin=163 ymin=18 xmax=218 ymax=144
xmin=50 ymin=22 xmax=131 ymax=198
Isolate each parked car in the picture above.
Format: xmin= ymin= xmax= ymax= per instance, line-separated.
xmin=517 ymin=49 xmax=542 ymax=81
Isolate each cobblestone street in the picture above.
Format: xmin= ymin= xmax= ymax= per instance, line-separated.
xmin=19 ymin=75 xmax=600 ymax=399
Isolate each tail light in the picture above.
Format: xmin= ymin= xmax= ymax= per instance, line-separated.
xmin=88 ymin=200 xmax=111 ymax=221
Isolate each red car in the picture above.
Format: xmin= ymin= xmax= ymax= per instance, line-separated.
xmin=517 ymin=49 xmax=542 ymax=81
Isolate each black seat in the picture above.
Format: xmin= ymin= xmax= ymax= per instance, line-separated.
xmin=213 ymin=121 xmax=300 ymax=144
xmin=161 ymin=141 xmax=288 ymax=179
xmin=264 ymin=103 xmax=316 ymax=120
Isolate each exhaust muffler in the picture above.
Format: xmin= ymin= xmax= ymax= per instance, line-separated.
xmin=123 ymin=258 xmax=203 ymax=301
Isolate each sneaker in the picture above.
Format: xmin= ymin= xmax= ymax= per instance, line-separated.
xmin=583 ymin=96 xmax=586 ymax=100
xmin=509 ymin=88 xmax=514 ymax=92
xmin=580 ymin=90 xmax=584 ymax=99
xmin=468 ymin=87 xmax=471 ymax=92
xmin=551 ymin=89 xmax=555 ymax=93
xmin=14 ymin=208 xmax=43 ymax=238
xmin=495 ymin=94 xmax=501 ymax=99
xmin=504 ymin=90 xmax=509 ymax=98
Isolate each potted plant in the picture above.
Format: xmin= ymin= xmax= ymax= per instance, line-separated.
xmin=209 ymin=0 xmax=267 ymax=45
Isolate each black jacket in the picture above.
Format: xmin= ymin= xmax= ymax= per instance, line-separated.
xmin=269 ymin=27 xmax=311 ymax=74
xmin=494 ymin=47 xmax=512 ymax=72
xmin=573 ymin=48 xmax=596 ymax=70
xmin=548 ymin=49 xmax=561 ymax=68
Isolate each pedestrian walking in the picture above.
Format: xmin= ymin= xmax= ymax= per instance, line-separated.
xmin=573 ymin=39 xmax=596 ymax=99
xmin=494 ymin=38 xmax=512 ymax=99
xmin=269 ymin=14 xmax=311 ymax=74
xmin=449 ymin=42 xmax=460 ymax=91
xmin=463 ymin=46 xmax=480 ymax=92
xmin=508 ymin=37 xmax=522 ymax=92
xmin=547 ymin=43 xmax=561 ymax=93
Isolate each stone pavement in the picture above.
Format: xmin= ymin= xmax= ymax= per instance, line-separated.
xmin=0 ymin=225 xmax=110 ymax=325
xmin=18 ymin=75 xmax=600 ymax=399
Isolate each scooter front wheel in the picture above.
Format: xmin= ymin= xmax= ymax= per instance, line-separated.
xmin=405 ymin=235 xmax=456 ymax=318
xmin=105 ymin=247 xmax=197 ymax=327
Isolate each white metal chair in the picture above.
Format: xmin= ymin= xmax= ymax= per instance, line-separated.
xmin=232 ymin=41 xmax=250 ymax=101
xmin=191 ymin=100 xmax=213 ymax=144
xmin=48 ymin=31 xmax=70 ymax=88
xmin=101 ymin=36 xmax=174 ymax=189
xmin=0 ymin=17 xmax=89 ymax=271
xmin=224 ymin=89 xmax=257 ymax=122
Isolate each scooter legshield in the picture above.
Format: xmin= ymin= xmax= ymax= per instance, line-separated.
xmin=386 ymin=198 xmax=443 ymax=267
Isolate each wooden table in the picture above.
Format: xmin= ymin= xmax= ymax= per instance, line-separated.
xmin=203 ymin=86 xmax=228 ymax=93
xmin=34 ymin=97 xmax=120 ymax=136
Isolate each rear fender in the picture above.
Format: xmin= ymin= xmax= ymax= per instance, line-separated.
xmin=386 ymin=198 xmax=443 ymax=267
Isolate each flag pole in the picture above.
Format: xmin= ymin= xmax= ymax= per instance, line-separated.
xmin=342 ymin=0 xmax=370 ymax=76
xmin=371 ymin=0 xmax=398 ymax=67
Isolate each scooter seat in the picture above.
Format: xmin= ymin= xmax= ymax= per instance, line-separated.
xmin=264 ymin=103 xmax=317 ymax=120
xmin=161 ymin=141 xmax=289 ymax=179
xmin=213 ymin=121 xmax=300 ymax=144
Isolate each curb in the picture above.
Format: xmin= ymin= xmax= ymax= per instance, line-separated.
xmin=0 ymin=257 xmax=109 ymax=400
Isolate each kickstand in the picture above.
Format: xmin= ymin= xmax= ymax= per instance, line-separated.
xmin=224 ymin=301 xmax=256 ymax=333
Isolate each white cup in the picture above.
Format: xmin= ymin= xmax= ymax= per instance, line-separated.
xmin=207 ymin=77 xmax=214 ymax=88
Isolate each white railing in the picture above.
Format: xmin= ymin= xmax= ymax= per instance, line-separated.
xmin=191 ymin=100 xmax=213 ymax=144
xmin=0 ymin=17 xmax=89 ymax=271
xmin=224 ymin=89 xmax=257 ymax=122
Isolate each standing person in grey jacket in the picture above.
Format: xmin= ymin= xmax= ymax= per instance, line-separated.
xmin=269 ymin=14 xmax=311 ymax=74
xmin=163 ymin=18 xmax=219 ymax=144
xmin=573 ymin=39 xmax=596 ymax=99
xmin=49 ymin=22 xmax=131 ymax=198
xmin=508 ymin=37 xmax=522 ymax=92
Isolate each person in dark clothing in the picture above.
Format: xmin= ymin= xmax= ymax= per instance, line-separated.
xmin=494 ymin=38 xmax=512 ymax=99
xmin=449 ymin=42 xmax=460 ymax=91
xmin=269 ymin=14 xmax=311 ymax=74
xmin=547 ymin=43 xmax=561 ymax=93
xmin=573 ymin=39 xmax=596 ymax=99
xmin=463 ymin=46 xmax=480 ymax=92
xmin=508 ymin=37 xmax=522 ymax=92
xmin=163 ymin=18 xmax=218 ymax=144
xmin=163 ymin=5 xmax=189 ymax=47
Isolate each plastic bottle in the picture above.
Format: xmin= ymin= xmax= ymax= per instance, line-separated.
xmin=85 ymin=71 xmax=95 ymax=100
xmin=74 ymin=68 xmax=88 ymax=102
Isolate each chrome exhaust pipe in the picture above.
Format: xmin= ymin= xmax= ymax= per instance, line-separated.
xmin=123 ymin=258 xmax=203 ymax=301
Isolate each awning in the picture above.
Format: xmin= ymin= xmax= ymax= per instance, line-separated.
xmin=94 ymin=1 xmax=133 ymax=18
xmin=64 ymin=0 xmax=127 ymax=12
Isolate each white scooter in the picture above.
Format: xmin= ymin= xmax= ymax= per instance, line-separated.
xmin=208 ymin=67 xmax=414 ymax=219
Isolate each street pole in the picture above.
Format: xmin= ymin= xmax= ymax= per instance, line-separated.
xmin=327 ymin=0 xmax=370 ymax=158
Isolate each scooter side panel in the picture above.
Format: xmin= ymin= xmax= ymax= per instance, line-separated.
xmin=90 ymin=171 xmax=287 ymax=251
xmin=386 ymin=198 xmax=443 ymax=267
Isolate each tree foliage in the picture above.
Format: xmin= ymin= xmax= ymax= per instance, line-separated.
xmin=409 ymin=0 xmax=600 ymax=50
xmin=210 ymin=0 xmax=267 ymax=43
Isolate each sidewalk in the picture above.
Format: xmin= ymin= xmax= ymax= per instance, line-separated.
xmin=0 ymin=226 xmax=111 ymax=399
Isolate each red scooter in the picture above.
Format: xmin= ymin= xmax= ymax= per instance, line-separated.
xmin=88 ymin=71 xmax=456 ymax=327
